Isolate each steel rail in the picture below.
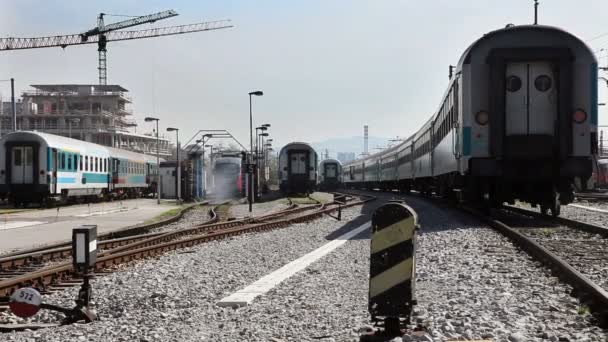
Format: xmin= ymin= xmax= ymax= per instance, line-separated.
xmin=0 ymin=201 xmax=208 ymax=259
xmin=0 ymin=193 xmax=374 ymax=297
xmin=463 ymin=206 xmax=608 ymax=314
xmin=502 ymin=205 xmax=608 ymax=237
xmin=351 ymin=188 xmax=608 ymax=316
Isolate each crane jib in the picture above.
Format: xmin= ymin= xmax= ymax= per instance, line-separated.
xmin=0 ymin=21 xmax=233 ymax=51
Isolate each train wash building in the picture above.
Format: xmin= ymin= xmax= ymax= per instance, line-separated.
xmin=0 ymin=84 xmax=171 ymax=157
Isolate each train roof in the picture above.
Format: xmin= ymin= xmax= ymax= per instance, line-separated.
xmin=456 ymin=24 xmax=596 ymax=71
xmin=1 ymin=131 xmax=163 ymax=163
xmin=214 ymin=156 xmax=242 ymax=164
xmin=1 ymin=131 xmax=109 ymax=156
xmin=279 ymin=142 xmax=317 ymax=154
xmin=106 ymin=146 xmax=147 ymax=162
xmin=319 ymin=158 xmax=342 ymax=166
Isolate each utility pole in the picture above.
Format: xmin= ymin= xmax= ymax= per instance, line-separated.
xmin=534 ymin=0 xmax=539 ymax=25
xmin=11 ymin=78 xmax=16 ymax=132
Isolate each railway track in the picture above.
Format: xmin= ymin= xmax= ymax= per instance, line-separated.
xmin=0 ymin=192 xmax=373 ymax=322
xmin=464 ymin=205 xmax=608 ymax=321
xmin=0 ymin=201 xmax=209 ymax=259
xmin=575 ymin=192 xmax=608 ymax=201
xmin=347 ymin=188 xmax=608 ymax=321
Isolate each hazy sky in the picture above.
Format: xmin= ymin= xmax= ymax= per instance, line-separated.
xmin=1 ymin=0 xmax=608 ymax=149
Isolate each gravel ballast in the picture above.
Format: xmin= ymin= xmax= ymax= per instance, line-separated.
xmin=229 ymin=198 xmax=291 ymax=218
xmin=148 ymin=204 xmax=212 ymax=234
xmin=2 ymin=205 xmax=366 ymax=341
xmin=2 ymin=193 xmax=606 ymax=341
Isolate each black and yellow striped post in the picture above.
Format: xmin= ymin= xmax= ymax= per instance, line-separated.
xmin=368 ymin=201 xmax=418 ymax=335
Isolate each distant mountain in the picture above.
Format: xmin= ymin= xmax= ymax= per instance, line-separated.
xmin=311 ymin=136 xmax=391 ymax=158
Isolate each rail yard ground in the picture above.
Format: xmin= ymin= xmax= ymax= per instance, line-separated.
xmin=1 ymin=191 xmax=606 ymax=341
xmin=0 ymin=199 xmax=181 ymax=254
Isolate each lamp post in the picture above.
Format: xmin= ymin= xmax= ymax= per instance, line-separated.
xmin=145 ymin=117 xmax=160 ymax=204
xmin=255 ymin=125 xmax=270 ymax=195
xmin=248 ymin=91 xmax=263 ymax=212
xmin=205 ymin=144 xmax=214 ymax=190
xmin=166 ymin=127 xmax=180 ymax=203
xmin=258 ymin=132 xmax=269 ymax=194
xmin=197 ymin=134 xmax=212 ymax=198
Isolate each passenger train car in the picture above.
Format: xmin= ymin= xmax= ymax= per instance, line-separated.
xmin=212 ymin=154 xmax=244 ymax=199
xmin=318 ymin=158 xmax=342 ymax=191
xmin=0 ymin=131 xmax=161 ymax=204
xmin=344 ymin=24 xmax=598 ymax=216
xmin=278 ymin=142 xmax=318 ymax=194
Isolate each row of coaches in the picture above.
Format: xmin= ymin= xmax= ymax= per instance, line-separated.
xmin=0 ymin=131 xmax=161 ymax=205
xmin=343 ymin=24 xmax=598 ymax=216
xmin=278 ymin=142 xmax=343 ymax=193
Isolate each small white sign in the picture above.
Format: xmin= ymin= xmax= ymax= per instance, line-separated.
xmin=9 ymin=287 xmax=42 ymax=318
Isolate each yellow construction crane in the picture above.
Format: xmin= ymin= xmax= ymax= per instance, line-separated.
xmin=0 ymin=10 xmax=233 ymax=85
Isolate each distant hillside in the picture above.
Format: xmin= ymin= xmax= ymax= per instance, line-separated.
xmin=311 ymin=136 xmax=391 ymax=158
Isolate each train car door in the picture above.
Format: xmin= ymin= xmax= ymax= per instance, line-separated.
xmin=289 ymin=152 xmax=307 ymax=175
xmin=10 ymin=146 xmax=34 ymax=184
xmin=112 ymin=159 xmax=120 ymax=189
xmin=505 ymin=62 xmax=557 ymax=136
xmin=51 ymin=149 xmax=58 ymax=194
xmin=325 ymin=163 xmax=336 ymax=179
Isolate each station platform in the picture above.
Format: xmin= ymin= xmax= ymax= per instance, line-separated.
xmin=0 ymin=199 xmax=180 ymax=254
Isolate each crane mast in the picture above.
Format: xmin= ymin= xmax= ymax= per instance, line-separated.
xmin=81 ymin=10 xmax=180 ymax=85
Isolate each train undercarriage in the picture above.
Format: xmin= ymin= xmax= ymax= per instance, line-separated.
xmin=4 ymin=185 xmax=155 ymax=207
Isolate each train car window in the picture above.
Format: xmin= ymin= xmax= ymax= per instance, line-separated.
xmin=13 ymin=148 xmax=22 ymax=166
xmin=67 ymin=155 xmax=72 ymax=170
xmin=535 ymin=75 xmax=552 ymax=92
xmin=25 ymin=148 xmax=33 ymax=167
xmin=84 ymin=156 xmax=88 ymax=171
xmin=89 ymin=156 xmax=93 ymax=172
xmin=79 ymin=155 xmax=82 ymax=171
xmin=61 ymin=153 xmax=66 ymax=170
xmin=506 ymin=75 xmax=522 ymax=92
xmin=95 ymin=157 xmax=98 ymax=172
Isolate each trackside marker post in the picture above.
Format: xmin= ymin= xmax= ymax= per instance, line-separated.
xmin=8 ymin=225 xmax=99 ymax=324
xmin=361 ymin=201 xmax=419 ymax=341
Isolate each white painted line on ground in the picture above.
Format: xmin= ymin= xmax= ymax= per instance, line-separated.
xmin=74 ymin=207 xmax=132 ymax=218
xmin=217 ymin=221 xmax=371 ymax=308
xmin=569 ymin=204 xmax=608 ymax=214
xmin=0 ymin=221 xmax=46 ymax=231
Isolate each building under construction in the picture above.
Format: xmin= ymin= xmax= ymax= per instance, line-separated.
xmin=0 ymin=84 xmax=171 ymax=156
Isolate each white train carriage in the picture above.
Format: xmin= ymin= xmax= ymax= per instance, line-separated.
xmin=0 ymin=131 xmax=162 ymax=204
xmin=379 ymin=147 xmax=399 ymax=190
xmin=343 ymin=24 xmax=597 ymax=216
xmin=107 ymin=147 xmax=150 ymax=197
xmin=318 ymin=158 xmax=342 ymax=191
xmin=0 ymin=131 xmax=111 ymax=204
xmin=278 ymin=142 xmax=318 ymax=194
